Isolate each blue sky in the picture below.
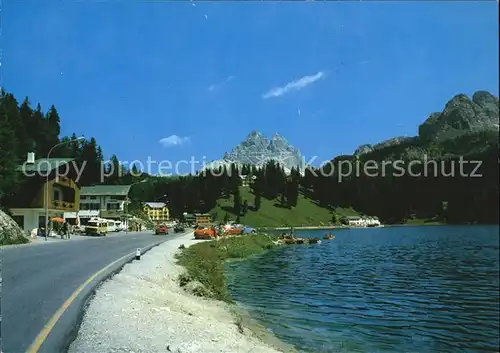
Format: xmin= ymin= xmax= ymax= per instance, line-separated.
xmin=3 ymin=1 xmax=498 ymax=174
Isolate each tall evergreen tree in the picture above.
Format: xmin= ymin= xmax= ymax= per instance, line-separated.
xmin=0 ymin=92 xmax=20 ymax=200
xmin=242 ymin=199 xmax=249 ymax=215
xmin=44 ymin=105 xmax=61 ymax=155
xmin=233 ymin=187 xmax=242 ymax=215
xmin=254 ymin=192 xmax=261 ymax=210
xmin=17 ymin=97 xmax=35 ymax=159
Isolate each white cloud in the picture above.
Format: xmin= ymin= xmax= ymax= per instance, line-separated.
xmin=208 ymin=75 xmax=235 ymax=92
xmin=158 ymin=135 xmax=190 ymax=147
xmin=262 ymin=71 xmax=325 ymax=99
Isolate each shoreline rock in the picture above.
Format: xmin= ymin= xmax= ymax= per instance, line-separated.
xmin=0 ymin=209 xmax=29 ymax=245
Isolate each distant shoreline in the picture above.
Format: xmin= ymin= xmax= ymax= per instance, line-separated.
xmin=259 ymin=223 xmax=448 ymax=231
xmin=259 ymin=222 xmax=499 ymax=231
xmin=260 ymin=225 xmax=353 ymax=231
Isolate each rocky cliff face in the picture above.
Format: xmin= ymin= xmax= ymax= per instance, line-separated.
xmin=204 ymin=131 xmax=304 ymax=173
xmin=354 ymin=137 xmax=415 ymax=156
xmin=419 ymin=91 xmax=499 ymax=141
xmin=1 ymin=209 xmax=29 ymax=245
xmin=354 ymin=90 xmax=499 ymax=156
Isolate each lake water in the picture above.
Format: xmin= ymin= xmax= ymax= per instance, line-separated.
xmin=225 ymin=225 xmax=500 ymax=353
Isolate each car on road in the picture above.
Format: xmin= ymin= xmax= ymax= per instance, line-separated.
xmin=155 ymin=225 xmax=169 ymax=235
xmin=114 ymin=221 xmax=125 ymax=232
xmin=85 ymin=220 xmax=108 ymax=236
xmin=174 ymin=224 xmax=185 ymax=233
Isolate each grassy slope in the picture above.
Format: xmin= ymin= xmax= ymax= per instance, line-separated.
xmin=210 ymin=186 xmax=359 ymax=228
xmin=176 ymin=234 xmax=280 ymax=302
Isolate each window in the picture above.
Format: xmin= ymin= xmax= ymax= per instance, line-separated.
xmin=90 ymin=196 xmax=97 ymax=200
xmin=53 ymin=190 xmax=61 ymax=201
xmin=90 ymin=203 xmax=100 ymax=210
xmin=107 ymin=203 xmax=119 ymax=210
xmin=12 ymin=215 xmax=24 ymax=228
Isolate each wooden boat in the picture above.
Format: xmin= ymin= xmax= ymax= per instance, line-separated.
xmin=323 ymin=233 xmax=335 ymax=240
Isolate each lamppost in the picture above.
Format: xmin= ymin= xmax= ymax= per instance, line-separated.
xmin=125 ymin=179 xmax=147 ymax=233
xmin=44 ymin=137 xmax=85 ymax=241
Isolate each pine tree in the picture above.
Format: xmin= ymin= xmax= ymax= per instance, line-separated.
xmin=79 ymin=137 xmax=102 ymax=185
xmin=0 ymin=94 xmax=20 ymax=200
xmin=254 ymin=192 xmax=261 ymax=210
xmin=242 ymin=199 xmax=249 ymax=215
xmin=32 ymin=104 xmax=46 ymax=156
xmin=233 ymin=187 xmax=242 ymax=215
xmin=17 ymin=97 xmax=35 ymax=159
xmin=280 ymin=193 xmax=286 ymax=208
xmin=105 ymin=155 xmax=122 ymax=184
xmin=44 ymin=105 xmax=61 ymax=154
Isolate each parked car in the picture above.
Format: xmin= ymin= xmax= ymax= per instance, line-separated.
xmin=174 ymin=224 xmax=185 ymax=233
xmin=155 ymin=225 xmax=169 ymax=235
xmin=194 ymin=226 xmax=217 ymax=240
xmin=114 ymin=221 xmax=125 ymax=232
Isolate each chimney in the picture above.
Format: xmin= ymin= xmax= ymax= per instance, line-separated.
xmin=26 ymin=152 xmax=35 ymax=164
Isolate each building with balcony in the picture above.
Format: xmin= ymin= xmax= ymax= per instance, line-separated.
xmin=76 ymin=185 xmax=132 ymax=225
xmin=143 ymin=202 xmax=170 ymax=224
xmin=7 ymin=157 xmax=81 ymax=233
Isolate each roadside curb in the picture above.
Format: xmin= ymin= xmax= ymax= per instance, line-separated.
xmin=61 ymin=238 xmax=168 ymax=353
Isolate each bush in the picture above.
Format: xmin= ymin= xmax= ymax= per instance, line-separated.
xmin=176 ymin=234 xmax=280 ymax=302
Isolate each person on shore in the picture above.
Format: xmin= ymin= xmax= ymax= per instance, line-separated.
xmin=62 ymin=221 xmax=69 ymax=239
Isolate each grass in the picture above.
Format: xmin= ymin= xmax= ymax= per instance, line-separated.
xmin=403 ymin=218 xmax=444 ymax=226
xmin=210 ymin=186 xmax=359 ymax=228
xmin=175 ymin=233 xmax=280 ymax=303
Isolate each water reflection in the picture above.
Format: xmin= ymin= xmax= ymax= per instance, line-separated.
xmin=226 ymin=226 xmax=500 ymax=353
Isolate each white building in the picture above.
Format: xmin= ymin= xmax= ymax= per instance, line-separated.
xmin=64 ymin=185 xmax=132 ymax=226
xmin=342 ymin=216 xmax=381 ymax=227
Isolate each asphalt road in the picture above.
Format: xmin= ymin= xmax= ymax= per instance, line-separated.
xmin=1 ymin=231 xmax=189 ymax=353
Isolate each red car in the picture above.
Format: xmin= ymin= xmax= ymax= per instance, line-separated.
xmin=155 ymin=225 xmax=169 ymax=235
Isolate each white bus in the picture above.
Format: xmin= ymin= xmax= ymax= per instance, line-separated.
xmin=89 ymin=217 xmax=117 ymax=233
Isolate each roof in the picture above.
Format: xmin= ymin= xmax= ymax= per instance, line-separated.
xmin=144 ymin=202 xmax=167 ymax=209
xmin=18 ymin=158 xmax=75 ymax=173
xmin=239 ymin=174 xmax=257 ymax=179
xmin=80 ymin=185 xmax=132 ymax=196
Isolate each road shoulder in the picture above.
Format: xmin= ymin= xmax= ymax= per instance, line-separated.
xmin=68 ymin=232 xmax=284 ymax=353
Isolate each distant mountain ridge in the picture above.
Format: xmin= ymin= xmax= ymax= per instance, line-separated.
xmin=203 ymin=131 xmax=304 ymax=173
xmin=354 ymin=90 xmax=499 ymax=156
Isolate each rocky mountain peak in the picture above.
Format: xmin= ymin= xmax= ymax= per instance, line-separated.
xmin=353 ymin=90 xmax=498 ymax=156
xmin=419 ymin=90 xmax=499 ymax=141
xmin=204 ymin=131 xmax=304 ymax=173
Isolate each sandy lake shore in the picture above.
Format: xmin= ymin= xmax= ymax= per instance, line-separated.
xmin=68 ymin=232 xmax=292 ymax=353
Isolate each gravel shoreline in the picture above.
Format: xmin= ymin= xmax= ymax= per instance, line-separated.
xmin=68 ymin=233 xmax=291 ymax=353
